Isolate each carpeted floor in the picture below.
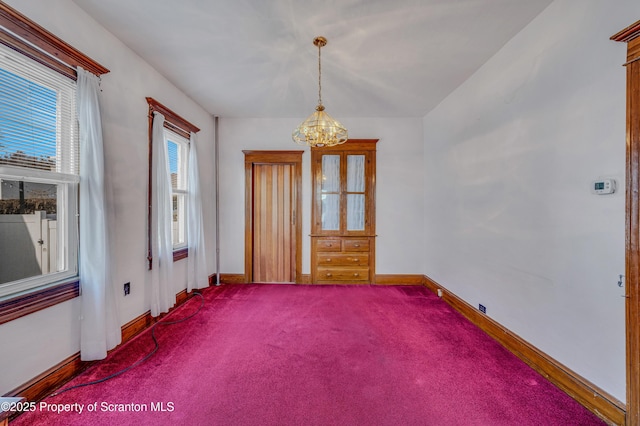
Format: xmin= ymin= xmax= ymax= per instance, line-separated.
xmin=13 ymin=284 xmax=604 ymax=425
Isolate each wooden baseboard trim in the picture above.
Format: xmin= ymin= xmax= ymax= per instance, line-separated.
xmin=221 ymin=273 xmax=422 ymax=286
xmin=219 ymin=273 xmax=247 ymax=284
xmin=423 ymin=275 xmax=625 ymax=425
xmin=299 ymin=274 xmax=311 ymax=284
xmin=120 ymin=310 xmax=154 ymax=344
xmin=5 ymin=285 xmax=205 ymax=411
xmin=375 ymin=274 xmax=424 ymax=285
xmin=121 ymin=287 xmax=201 ymax=344
xmin=5 ymin=352 xmax=86 ymax=406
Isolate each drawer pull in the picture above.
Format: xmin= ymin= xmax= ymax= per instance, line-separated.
xmin=354 ymin=244 xmax=360 ymax=247
xmin=327 ymin=244 xmax=332 ymax=247
xmin=326 ymin=273 xmax=332 ymax=277
xmin=352 ymin=258 xmax=359 ymax=262
xmin=353 ymin=273 xmax=360 ymax=277
xmin=326 ymin=258 xmax=331 ymax=262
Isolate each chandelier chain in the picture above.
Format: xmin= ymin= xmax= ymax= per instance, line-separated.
xmin=317 ymin=42 xmax=322 ymax=106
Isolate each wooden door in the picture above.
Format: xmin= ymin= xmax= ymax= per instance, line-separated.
xmin=252 ymin=163 xmax=294 ymax=282
xmin=243 ymin=151 xmax=303 ymax=284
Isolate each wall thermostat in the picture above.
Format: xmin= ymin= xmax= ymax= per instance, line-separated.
xmin=591 ymin=178 xmax=616 ymax=195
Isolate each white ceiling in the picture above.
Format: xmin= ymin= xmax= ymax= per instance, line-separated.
xmin=71 ymin=0 xmax=553 ymax=118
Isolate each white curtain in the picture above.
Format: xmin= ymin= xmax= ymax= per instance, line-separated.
xmin=150 ymin=112 xmax=175 ymax=316
xmin=77 ymin=67 xmax=121 ymax=361
xmin=187 ymin=132 xmax=208 ymax=291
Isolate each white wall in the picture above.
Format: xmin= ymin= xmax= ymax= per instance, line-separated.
xmin=218 ymin=117 xmax=424 ymax=276
xmin=0 ymin=0 xmax=216 ymax=394
xmin=3 ymin=0 xmax=628 ymax=408
xmin=423 ymin=0 xmax=638 ymax=401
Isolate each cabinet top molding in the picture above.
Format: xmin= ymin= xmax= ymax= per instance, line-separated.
xmin=611 ymin=20 xmax=640 ymax=43
xmin=311 ymin=139 xmax=379 ymax=152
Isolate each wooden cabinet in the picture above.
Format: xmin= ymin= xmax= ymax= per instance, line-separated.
xmin=313 ymin=237 xmax=374 ymax=284
xmin=310 ymin=140 xmax=377 ymax=284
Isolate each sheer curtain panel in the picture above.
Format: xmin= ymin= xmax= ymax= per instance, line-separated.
xmin=187 ymin=132 xmax=208 ymax=291
xmin=150 ymin=112 xmax=175 ymax=316
xmin=77 ymin=67 xmax=121 ymax=361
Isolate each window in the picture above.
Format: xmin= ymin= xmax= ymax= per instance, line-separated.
xmin=0 ymin=2 xmax=108 ymax=322
xmin=0 ymin=43 xmax=79 ymax=298
xmin=166 ymin=130 xmax=189 ymax=249
xmin=146 ymin=97 xmax=200 ymax=264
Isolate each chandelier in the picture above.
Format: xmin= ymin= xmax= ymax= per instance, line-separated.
xmin=292 ymin=36 xmax=348 ymax=147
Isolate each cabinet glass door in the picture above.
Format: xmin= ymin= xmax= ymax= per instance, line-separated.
xmin=321 ymin=155 xmax=340 ymax=231
xmin=346 ymin=155 xmax=365 ymax=230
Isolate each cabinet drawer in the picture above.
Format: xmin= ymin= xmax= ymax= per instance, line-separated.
xmin=343 ymin=239 xmax=369 ymax=252
xmin=314 ymin=238 xmax=342 ymax=252
xmin=317 ymin=267 xmax=369 ymax=281
xmin=317 ymin=253 xmax=369 ymax=266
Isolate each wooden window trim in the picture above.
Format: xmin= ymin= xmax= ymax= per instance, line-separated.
xmin=0 ymin=2 xmax=107 ymax=324
xmin=0 ymin=2 xmax=109 ymax=78
xmin=146 ymin=97 xmax=200 ymax=138
xmin=0 ymin=280 xmax=80 ymax=325
xmin=146 ymin=97 xmax=200 ymax=268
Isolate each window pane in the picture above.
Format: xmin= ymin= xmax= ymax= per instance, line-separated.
xmin=0 ymin=38 xmax=78 ymax=298
xmin=0 ymin=68 xmax=57 ymax=170
xmin=172 ymin=193 xmax=186 ymax=248
xmin=167 ymin=140 xmax=179 ymax=190
xmin=0 ymin=179 xmax=60 ymax=284
xmin=347 ymin=194 xmax=365 ymax=231
xmin=166 ymin=130 xmax=189 ymax=249
xmin=321 ymin=194 xmax=340 ymax=231
xmin=0 ymin=44 xmax=78 ymax=174
xmin=347 ymin=155 xmax=365 ymax=192
xmin=321 ymin=155 xmax=340 ymax=192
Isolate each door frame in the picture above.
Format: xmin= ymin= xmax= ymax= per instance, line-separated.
xmin=243 ymin=150 xmax=303 ymax=283
xmin=612 ymin=20 xmax=640 ymax=426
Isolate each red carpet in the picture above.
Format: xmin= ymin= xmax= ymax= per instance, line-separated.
xmin=13 ymin=284 xmax=604 ymax=425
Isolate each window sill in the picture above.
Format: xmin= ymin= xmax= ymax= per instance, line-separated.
xmin=147 ymin=248 xmax=189 ymax=270
xmin=0 ymin=279 xmax=80 ymax=326
xmin=173 ymin=248 xmax=188 ymax=262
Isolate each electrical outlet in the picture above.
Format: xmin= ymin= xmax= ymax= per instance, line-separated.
xmin=123 ymin=282 xmax=130 ymax=296
xmin=479 ymin=304 xmax=486 ymax=314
